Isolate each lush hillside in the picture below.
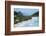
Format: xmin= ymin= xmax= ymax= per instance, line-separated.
xmin=31 ymin=11 xmax=39 ymax=17
xmin=14 ymin=11 xmax=23 ymax=16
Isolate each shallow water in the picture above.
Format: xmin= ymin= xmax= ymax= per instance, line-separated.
xmin=14 ymin=17 xmax=39 ymax=27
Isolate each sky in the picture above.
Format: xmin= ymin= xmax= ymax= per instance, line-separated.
xmin=14 ymin=8 xmax=39 ymax=16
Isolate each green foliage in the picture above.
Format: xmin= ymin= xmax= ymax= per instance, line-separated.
xmin=14 ymin=15 xmax=32 ymax=24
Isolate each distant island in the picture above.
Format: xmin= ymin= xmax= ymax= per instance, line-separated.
xmin=14 ymin=11 xmax=39 ymax=24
